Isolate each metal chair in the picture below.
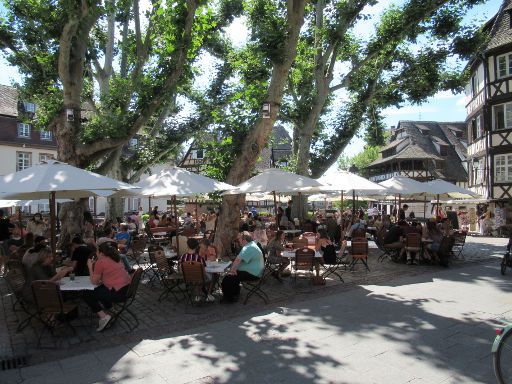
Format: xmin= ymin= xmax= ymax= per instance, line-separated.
xmin=153 ymin=250 xmax=184 ymax=302
xmin=322 ymin=243 xmax=345 ymax=282
xmin=293 ymin=247 xmax=315 ymax=284
xmin=31 ymin=280 xmax=78 ymax=346
xmin=127 ymin=237 xmax=147 ymax=267
xmin=405 ymin=232 xmax=421 ymax=263
xmin=452 ymin=231 xmax=466 ymax=259
xmin=241 ymin=270 xmax=269 ymax=305
xmin=375 ymin=230 xmax=400 ymax=262
xmin=4 ymin=265 xmax=36 ymax=332
xmin=292 ymin=237 xmax=308 ymax=249
xmin=108 ymin=268 xmax=143 ymax=331
xmin=349 ymin=237 xmax=370 ymax=272
xmin=181 ymin=261 xmax=209 ymax=305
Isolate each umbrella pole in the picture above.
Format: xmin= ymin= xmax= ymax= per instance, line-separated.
xmin=173 ymin=195 xmax=179 ymax=255
xmin=49 ymin=191 xmax=56 ymax=256
xmin=437 ymin=194 xmax=440 ymax=220
xmin=148 ymin=196 xmax=152 ymax=214
xmin=93 ymin=196 xmax=97 ymax=217
xmin=17 ymin=206 xmax=22 ymax=231
xmin=352 ymin=189 xmax=356 ymax=222
xmin=273 ymin=191 xmax=278 ymax=226
xmin=298 ymin=192 xmax=302 ymax=225
xmin=195 ymin=199 xmax=199 ymax=233
xmin=341 ymin=191 xmax=344 ymax=211
xmin=423 ymin=196 xmax=427 ymax=219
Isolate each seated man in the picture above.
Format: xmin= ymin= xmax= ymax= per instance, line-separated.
xmin=115 ymin=225 xmax=131 ymax=254
xmin=383 ymin=221 xmax=407 ymax=259
xmin=228 ymin=231 xmax=264 ymax=281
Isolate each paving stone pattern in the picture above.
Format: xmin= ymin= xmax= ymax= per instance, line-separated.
xmin=0 ymin=235 xmax=507 ymax=370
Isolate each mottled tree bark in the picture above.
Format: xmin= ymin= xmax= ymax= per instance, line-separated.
xmin=214 ymin=0 xmax=307 ymax=256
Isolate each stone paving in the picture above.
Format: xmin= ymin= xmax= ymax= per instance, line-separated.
xmin=0 ymin=235 xmax=507 ymax=371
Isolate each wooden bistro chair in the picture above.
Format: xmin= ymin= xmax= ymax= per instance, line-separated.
xmin=293 ymin=248 xmax=315 ymax=285
xmin=107 ymin=268 xmax=143 ymax=331
xmin=31 ymin=280 xmax=78 ymax=346
xmin=127 ymin=237 xmax=147 ymax=268
xmin=181 ymin=261 xmax=210 ymax=305
xmin=154 ymin=250 xmax=184 ymax=302
xmin=242 ymin=265 xmax=270 ymax=305
xmin=404 ymin=232 xmax=421 ymax=263
xmin=5 ymin=265 xmax=36 ymax=332
xmin=375 ymin=230 xmax=400 ymax=262
xmin=451 ymin=231 xmax=467 ymax=259
xmin=292 ymin=237 xmax=308 ymax=250
xmin=349 ymin=237 xmax=370 ymax=272
xmin=302 ymin=232 xmax=317 ymax=249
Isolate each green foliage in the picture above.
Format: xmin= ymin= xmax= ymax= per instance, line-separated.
xmin=338 ymin=145 xmax=381 ymax=176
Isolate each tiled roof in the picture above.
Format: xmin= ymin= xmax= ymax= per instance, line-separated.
xmin=379 ymin=138 xmax=405 ymax=152
xmin=483 ymin=0 xmax=512 ymax=52
xmin=0 ymin=84 xmax=18 ymax=117
xmin=367 ymin=121 xmax=468 ymax=182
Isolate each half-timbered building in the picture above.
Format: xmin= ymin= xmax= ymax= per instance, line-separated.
xmin=366 ymin=120 xmax=468 ymax=185
xmin=465 ymin=0 xmax=512 ymax=225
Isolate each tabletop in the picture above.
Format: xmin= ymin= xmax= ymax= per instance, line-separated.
xmin=59 ymin=276 xmax=97 ymax=291
xmin=205 ymin=261 xmax=231 ymax=274
xmin=283 ymin=230 xmax=302 ymax=235
xmin=282 ymin=250 xmax=323 ymax=258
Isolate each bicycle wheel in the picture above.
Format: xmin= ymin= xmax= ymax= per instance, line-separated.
xmin=502 ymin=256 xmax=508 ymax=275
xmin=494 ymin=328 xmax=512 ymax=383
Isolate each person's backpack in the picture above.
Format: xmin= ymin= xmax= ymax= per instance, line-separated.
xmin=221 ymin=274 xmax=241 ymax=302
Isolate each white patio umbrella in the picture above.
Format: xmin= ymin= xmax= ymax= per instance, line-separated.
xmin=136 ymin=167 xmax=235 ymax=254
xmin=136 ymin=167 xmax=234 ymax=197
xmin=379 ymin=175 xmax=431 ymax=196
xmin=316 ymin=170 xmax=386 ymax=215
xmin=0 ymin=160 xmax=140 ymax=253
xmin=423 ymin=179 xmax=480 ymax=199
xmin=378 ymin=176 xmax=437 ymax=219
xmin=421 ymin=179 xmax=481 ymax=218
xmin=223 ymin=168 xmax=323 ymax=224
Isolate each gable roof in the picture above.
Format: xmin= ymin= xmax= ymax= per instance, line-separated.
xmin=483 ymin=0 xmax=512 ymax=52
xmin=0 ymin=84 xmax=18 ymax=117
xmin=368 ymin=120 xmax=468 ymax=182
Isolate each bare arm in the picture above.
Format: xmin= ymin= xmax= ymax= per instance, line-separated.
xmin=229 ymin=256 xmax=241 ymax=275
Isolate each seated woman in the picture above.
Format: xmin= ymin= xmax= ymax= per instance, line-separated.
xmin=198 ymin=238 xmax=218 ymax=262
xmin=84 ymin=238 xmax=132 ymax=332
xmin=180 ymin=238 xmax=214 ymax=302
xmin=22 ymin=245 xmax=73 ymax=303
xmin=266 ymin=230 xmax=290 ymax=278
xmin=423 ymin=220 xmax=444 ymax=263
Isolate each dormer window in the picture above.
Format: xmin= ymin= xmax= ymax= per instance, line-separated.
xmin=17 ymin=123 xmax=30 ymax=138
xmin=497 ymin=53 xmax=512 ymax=79
xmin=23 ymin=102 xmax=35 ymax=113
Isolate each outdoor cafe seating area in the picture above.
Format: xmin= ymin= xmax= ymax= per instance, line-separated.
xmin=0 ymin=162 xmax=478 ymax=358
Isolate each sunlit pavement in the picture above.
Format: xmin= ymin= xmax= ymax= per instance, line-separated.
xmin=1 ymin=235 xmax=510 ymax=383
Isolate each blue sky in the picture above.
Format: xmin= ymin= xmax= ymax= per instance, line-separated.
xmin=0 ymin=0 xmax=505 ymax=160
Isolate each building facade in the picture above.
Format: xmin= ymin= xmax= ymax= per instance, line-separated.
xmin=465 ymin=0 xmax=512 ymax=227
xmin=366 ymin=120 xmax=468 ymax=185
xmin=0 ymin=85 xmax=57 ymax=212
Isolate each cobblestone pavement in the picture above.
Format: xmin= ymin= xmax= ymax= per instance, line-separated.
xmin=0 ymin=235 xmax=507 ymax=372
